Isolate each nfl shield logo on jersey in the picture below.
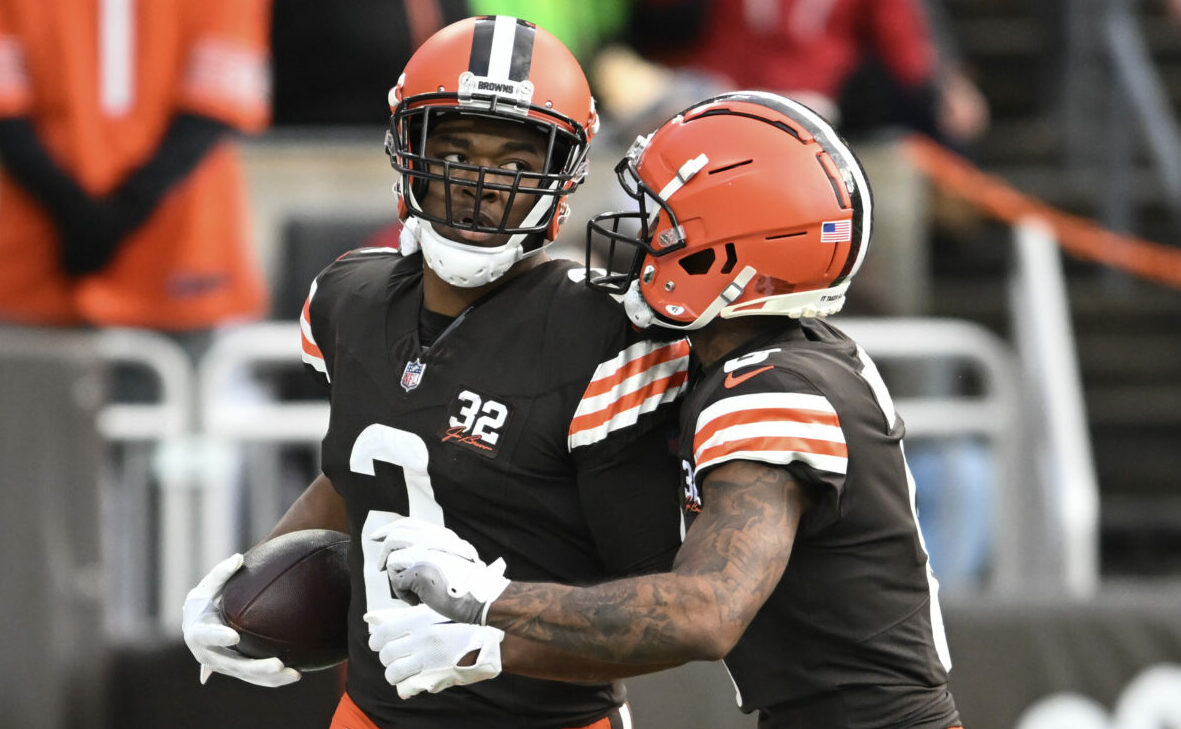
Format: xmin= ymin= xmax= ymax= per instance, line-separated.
xmin=401 ymin=359 xmax=426 ymax=391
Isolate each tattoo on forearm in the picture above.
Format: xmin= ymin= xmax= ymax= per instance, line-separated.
xmin=490 ymin=462 xmax=807 ymax=665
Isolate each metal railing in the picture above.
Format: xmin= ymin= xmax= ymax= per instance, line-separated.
xmin=1009 ymin=219 xmax=1101 ymax=597
xmin=834 ymin=316 xmax=1023 ymax=590
xmin=93 ymin=329 xmax=195 ymax=635
xmin=94 ymin=313 xmax=1054 ymax=633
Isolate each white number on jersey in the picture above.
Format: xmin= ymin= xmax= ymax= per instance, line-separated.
xmin=449 ymin=390 xmax=509 ymax=446
xmin=349 ymin=424 xmax=444 ymax=614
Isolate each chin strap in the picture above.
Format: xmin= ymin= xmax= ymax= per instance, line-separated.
xmin=721 ymin=280 xmax=850 ymax=319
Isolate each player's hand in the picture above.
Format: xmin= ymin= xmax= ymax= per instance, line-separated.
xmin=364 ymin=604 xmax=503 ymax=698
xmin=181 ymin=553 xmax=302 ymax=688
xmin=372 ymin=516 xmax=481 ymax=567
xmin=56 ymin=196 xmax=138 ymax=276
xmin=371 ymin=518 xmax=510 ymax=625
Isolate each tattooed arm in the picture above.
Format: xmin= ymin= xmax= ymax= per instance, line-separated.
xmin=490 ymin=459 xmax=809 ymax=670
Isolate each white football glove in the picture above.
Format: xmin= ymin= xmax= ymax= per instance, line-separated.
xmin=364 ymin=604 xmax=503 ymax=698
xmin=371 ymin=518 xmax=510 ymax=625
xmin=181 ymin=552 xmax=302 ymax=687
xmin=372 ymin=516 xmax=481 ymax=569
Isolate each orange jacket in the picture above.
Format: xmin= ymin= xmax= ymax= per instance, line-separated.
xmin=0 ymin=0 xmax=271 ymax=329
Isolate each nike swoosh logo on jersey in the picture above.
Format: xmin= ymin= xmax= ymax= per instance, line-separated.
xmin=723 ymin=365 xmax=774 ymax=389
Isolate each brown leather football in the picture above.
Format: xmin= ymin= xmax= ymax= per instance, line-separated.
xmin=219 ymin=529 xmax=351 ymax=671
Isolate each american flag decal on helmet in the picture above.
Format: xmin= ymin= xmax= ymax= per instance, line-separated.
xmin=820 ymin=220 xmax=852 ymax=243
xmin=568 ymin=338 xmax=690 ymax=449
xmin=469 ymin=16 xmax=535 ymax=82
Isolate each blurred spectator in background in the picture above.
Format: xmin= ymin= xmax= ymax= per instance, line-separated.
xmin=0 ymin=0 xmax=272 ymax=346
xmin=632 ymin=0 xmax=936 ymax=127
xmin=837 ymin=0 xmax=990 ymax=151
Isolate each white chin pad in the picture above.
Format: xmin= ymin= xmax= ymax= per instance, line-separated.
xmin=622 ymin=280 xmax=656 ymax=328
xmin=417 ymin=222 xmax=522 ymax=288
xmin=398 ymin=218 xmax=421 ymax=256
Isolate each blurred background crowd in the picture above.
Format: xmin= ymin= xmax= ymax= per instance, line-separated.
xmin=2 ymin=1 xmax=1181 ymax=728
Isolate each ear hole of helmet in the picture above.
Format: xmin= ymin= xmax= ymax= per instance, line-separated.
xmin=678 ymin=249 xmax=715 ymax=275
xmin=719 ymin=242 xmax=738 ymax=274
xmin=677 ymin=241 xmax=739 ymax=277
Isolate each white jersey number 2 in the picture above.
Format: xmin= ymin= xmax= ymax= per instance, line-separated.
xmin=349 ymin=424 xmax=444 ymax=613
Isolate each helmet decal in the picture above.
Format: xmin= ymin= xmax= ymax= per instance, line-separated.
xmin=458 ymin=17 xmax=537 ymax=114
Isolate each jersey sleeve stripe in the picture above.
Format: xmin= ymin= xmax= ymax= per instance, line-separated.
xmin=567 ymin=339 xmax=690 ymax=450
xmin=696 ymin=420 xmax=846 ymax=459
xmin=698 ymin=432 xmax=848 ymax=463
xmin=696 ymin=446 xmax=849 ymax=477
xmin=580 ymin=339 xmax=690 ymax=399
xmin=570 ymin=368 xmax=689 ymax=435
xmin=300 ymin=280 xmax=328 ymax=381
xmin=697 ymin=392 xmax=837 ymax=423
xmin=576 ymin=355 xmax=689 ymax=416
xmin=568 ymin=371 xmax=689 ymax=450
xmin=0 ymin=36 xmax=32 ymax=112
xmin=695 ymin=407 xmax=842 ymax=449
xmin=181 ymin=38 xmax=269 ymax=127
xmin=693 ymin=392 xmax=846 ymax=475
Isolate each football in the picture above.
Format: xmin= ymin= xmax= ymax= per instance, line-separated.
xmin=219 ymin=529 xmax=351 ymax=671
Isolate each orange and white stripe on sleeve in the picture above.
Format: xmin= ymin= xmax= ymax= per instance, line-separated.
xmin=567 ymin=338 xmax=690 ymax=450
xmin=693 ymin=392 xmax=848 ymax=476
xmin=0 ymin=34 xmax=32 ymax=115
xmin=181 ymin=36 xmax=269 ymax=130
xmin=300 ymin=278 xmax=328 ymax=382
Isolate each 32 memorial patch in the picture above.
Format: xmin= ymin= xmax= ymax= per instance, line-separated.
xmin=441 ymin=388 xmax=511 ymax=458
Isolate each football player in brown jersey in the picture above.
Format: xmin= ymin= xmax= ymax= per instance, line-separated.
xmin=384 ymin=91 xmax=963 ymax=729
xmin=183 ymin=16 xmax=691 ymax=729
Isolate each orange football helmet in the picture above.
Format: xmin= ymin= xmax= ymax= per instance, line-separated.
xmin=386 ymin=15 xmax=599 ymax=286
xmin=587 ymin=91 xmax=872 ymax=329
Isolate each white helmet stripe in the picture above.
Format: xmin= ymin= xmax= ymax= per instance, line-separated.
xmin=650 ymin=154 xmax=709 ymax=227
xmin=487 ymin=16 xmax=520 ymax=80
xmin=658 ymin=154 xmax=709 ymax=201
xmin=467 ymin=16 xmax=535 ymax=82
